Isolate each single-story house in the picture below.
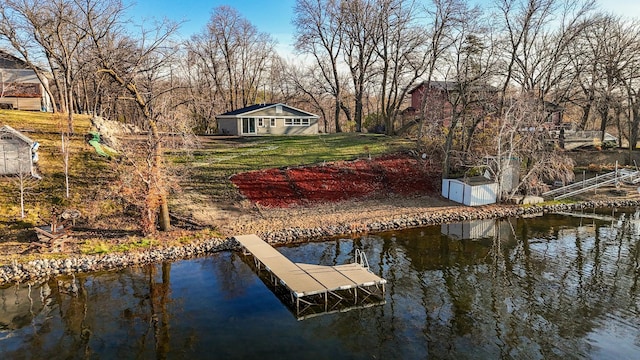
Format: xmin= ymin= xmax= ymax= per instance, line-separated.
xmin=0 ymin=125 xmax=40 ymax=177
xmin=0 ymin=50 xmax=52 ymax=111
xmin=217 ymin=103 xmax=319 ymax=136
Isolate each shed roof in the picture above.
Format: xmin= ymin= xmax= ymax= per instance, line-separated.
xmin=0 ymin=125 xmax=35 ymax=145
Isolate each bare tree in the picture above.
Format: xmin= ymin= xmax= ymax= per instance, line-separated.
xmin=189 ymin=6 xmax=274 ymax=113
xmin=0 ymin=0 xmax=105 ymax=132
xmin=339 ymin=0 xmax=381 ymax=132
xmin=184 ymin=6 xmax=276 ymax=133
xmin=489 ymin=94 xmax=574 ymax=199
xmin=494 ymin=0 xmax=595 ymax=111
xmin=618 ymin=22 xmax=640 ymax=149
xmin=417 ymin=0 xmax=468 ymax=141
xmin=294 ymin=0 xmax=346 ymax=132
xmin=83 ymin=0 xmax=182 ymax=234
xmin=283 ymin=61 xmax=332 ymax=133
xmin=13 ymin=160 xmax=39 ymax=219
xmin=0 ymin=8 xmax=58 ymax=113
xmin=374 ymin=0 xmax=429 ymax=135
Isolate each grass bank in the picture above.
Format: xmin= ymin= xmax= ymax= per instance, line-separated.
xmin=1 ymin=110 xmax=416 ymax=263
xmin=0 ymin=110 xmax=120 ymax=238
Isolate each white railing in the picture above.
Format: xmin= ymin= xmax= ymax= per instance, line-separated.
xmin=355 ymin=248 xmax=370 ymax=270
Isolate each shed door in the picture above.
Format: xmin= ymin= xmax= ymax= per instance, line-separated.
xmin=242 ymin=118 xmax=256 ymax=135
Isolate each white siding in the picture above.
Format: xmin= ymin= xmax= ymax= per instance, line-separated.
xmin=0 ymin=135 xmax=32 ymax=175
xmin=442 ymin=178 xmax=497 ymax=206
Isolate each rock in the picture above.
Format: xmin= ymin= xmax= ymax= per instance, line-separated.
xmin=3 ymin=199 xmax=640 ymax=286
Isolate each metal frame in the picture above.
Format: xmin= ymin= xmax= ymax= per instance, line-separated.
xmin=235 ymin=234 xmax=387 ymax=319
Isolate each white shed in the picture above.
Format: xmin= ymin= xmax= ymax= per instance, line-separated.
xmin=442 ymin=176 xmax=497 ymax=206
xmin=0 ymin=125 xmax=39 ymax=177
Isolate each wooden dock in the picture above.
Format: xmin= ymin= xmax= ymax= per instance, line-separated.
xmin=234 ymin=234 xmax=387 ymax=318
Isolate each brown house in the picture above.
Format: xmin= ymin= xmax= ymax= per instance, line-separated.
xmin=406 ymin=80 xmax=498 ymax=126
xmin=407 ymin=80 xmax=458 ymax=112
xmin=0 ymin=50 xmax=52 ymax=111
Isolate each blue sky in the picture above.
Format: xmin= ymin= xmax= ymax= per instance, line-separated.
xmin=131 ymin=0 xmax=298 ymax=56
xmin=130 ymin=0 xmax=639 ymax=58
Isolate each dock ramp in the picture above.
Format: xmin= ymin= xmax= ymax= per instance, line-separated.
xmin=234 ymin=234 xmax=386 ymax=319
xmin=543 ymin=169 xmax=640 ymax=200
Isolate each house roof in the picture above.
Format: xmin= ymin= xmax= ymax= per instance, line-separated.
xmin=408 ymin=80 xmax=498 ymax=94
xmin=220 ymin=103 xmax=275 ymax=116
xmin=0 ymin=50 xmax=30 ymax=70
xmin=218 ymin=103 xmax=319 ymax=118
xmin=0 ymin=125 xmax=35 ymax=145
xmin=0 ymin=69 xmax=42 ymax=84
xmin=0 ymin=49 xmax=50 ymax=80
xmin=408 ymin=81 xmax=458 ymax=94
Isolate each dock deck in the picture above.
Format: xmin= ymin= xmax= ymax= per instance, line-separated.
xmin=234 ymin=234 xmax=387 ymax=318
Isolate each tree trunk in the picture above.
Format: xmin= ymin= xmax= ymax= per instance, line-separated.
xmin=158 ymin=194 xmax=170 ymax=231
xmin=599 ymin=105 xmax=609 ymax=142
xmin=579 ymin=102 xmax=591 ymax=130
xmin=334 ymin=98 xmax=342 ymax=133
xmin=632 ymin=104 xmax=640 ymax=151
xmin=354 ymin=98 xmax=363 ymax=132
xmin=145 ymin=120 xmax=170 ymax=234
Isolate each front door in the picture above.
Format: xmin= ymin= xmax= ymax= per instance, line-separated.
xmin=242 ymin=118 xmax=256 ymax=135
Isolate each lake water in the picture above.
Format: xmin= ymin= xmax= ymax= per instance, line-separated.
xmin=2 ymin=209 xmax=640 ymax=359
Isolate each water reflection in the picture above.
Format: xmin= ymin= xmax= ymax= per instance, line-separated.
xmin=1 ymin=208 xmax=640 ymax=359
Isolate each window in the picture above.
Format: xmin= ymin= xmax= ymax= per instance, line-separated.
xmin=257 ymin=118 xmax=264 ymax=127
xmin=284 ymin=118 xmax=310 ymax=126
xmin=270 ymin=118 xmax=276 ymax=127
xmin=276 ymin=105 xmax=283 ymax=114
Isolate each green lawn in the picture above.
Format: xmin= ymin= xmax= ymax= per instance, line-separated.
xmin=169 ymin=133 xmax=416 ymax=202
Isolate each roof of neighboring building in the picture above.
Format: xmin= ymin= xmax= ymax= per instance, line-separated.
xmin=218 ymin=103 xmax=319 ymax=118
xmin=408 ymin=80 xmax=499 ymax=94
xmin=0 ymin=69 xmax=42 ymax=84
xmin=408 ymin=81 xmax=458 ymax=94
xmin=0 ymin=50 xmax=30 ymax=69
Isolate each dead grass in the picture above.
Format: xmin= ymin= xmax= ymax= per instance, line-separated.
xmin=0 ymin=110 xmax=125 ymax=242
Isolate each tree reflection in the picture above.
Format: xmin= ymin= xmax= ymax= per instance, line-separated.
xmin=3 ymin=210 xmax=640 ymax=358
xmin=149 ymin=262 xmax=171 ymax=359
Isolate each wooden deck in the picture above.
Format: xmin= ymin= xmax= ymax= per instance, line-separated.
xmin=234 ymin=234 xmax=387 ymax=318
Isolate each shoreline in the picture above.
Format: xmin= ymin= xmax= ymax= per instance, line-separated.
xmin=2 ymin=198 xmax=639 ymax=286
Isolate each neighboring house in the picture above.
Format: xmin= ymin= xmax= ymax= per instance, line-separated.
xmin=0 ymin=50 xmax=52 ymax=111
xmin=217 ymin=103 xmax=319 ymax=136
xmin=0 ymin=125 xmax=40 ymax=178
xmin=406 ymin=80 xmax=498 ymax=121
xmin=407 ymin=80 xmax=458 ymax=112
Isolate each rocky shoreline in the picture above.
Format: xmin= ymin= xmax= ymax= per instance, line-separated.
xmin=2 ymin=199 xmax=639 ymax=286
